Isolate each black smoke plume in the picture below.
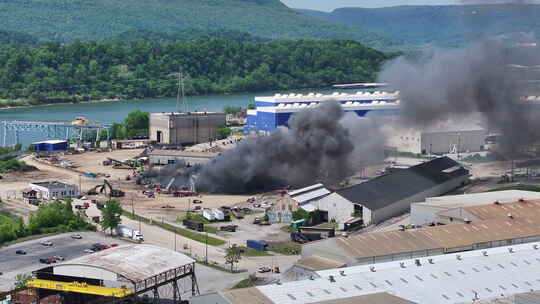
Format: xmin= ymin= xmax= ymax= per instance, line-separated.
xmin=192 ymin=101 xmax=385 ymax=194
xmin=379 ymin=38 xmax=540 ymax=156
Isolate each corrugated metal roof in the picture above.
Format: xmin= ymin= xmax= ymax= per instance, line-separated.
xmin=221 ymin=287 xmax=273 ymax=304
xmin=255 ymin=242 xmax=540 ymax=304
xmin=323 ymin=201 xmax=540 ymax=260
xmin=292 ymin=189 xmax=331 ymax=204
xmin=464 ymin=199 xmax=540 ymax=220
xmin=337 ymin=157 xmax=469 ymax=211
xmin=294 ymin=256 xmax=346 ymax=272
xmin=51 ymin=245 xmax=194 ymax=282
xmin=288 ymin=184 xmax=326 ymax=196
xmin=312 ymin=293 xmax=416 ymax=304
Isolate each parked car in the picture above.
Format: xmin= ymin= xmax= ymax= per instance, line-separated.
xmin=15 ymin=250 xmax=26 ymax=255
xmin=71 ymin=234 xmax=82 ymax=239
xmin=192 ymin=199 xmax=203 ymax=204
xmin=252 ymin=217 xmax=261 ymax=225
xmin=161 ymin=205 xmax=175 ymax=209
xmin=53 ymin=255 xmax=65 ymax=261
xmin=192 ymin=206 xmax=202 ymax=211
xmin=84 ymin=249 xmax=94 ymax=253
xmin=110 ymin=243 xmax=118 ymax=247
xmin=40 ymin=241 xmax=53 ymax=246
xmin=258 ymin=266 xmax=271 ymax=273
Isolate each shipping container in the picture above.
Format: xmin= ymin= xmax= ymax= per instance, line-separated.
xmin=183 ymin=219 xmax=204 ymax=232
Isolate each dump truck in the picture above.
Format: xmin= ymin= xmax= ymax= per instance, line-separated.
xmin=115 ymin=225 xmax=144 ymax=241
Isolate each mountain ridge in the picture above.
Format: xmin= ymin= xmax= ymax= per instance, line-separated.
xmin=296 ymin=4 xmax=540 ymax=47
xmin=0 ymin=0 xmax=394 ymax=48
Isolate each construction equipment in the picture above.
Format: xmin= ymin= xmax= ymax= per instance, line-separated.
xmin=87 ymin=179 xmax=125 ymax=197
xmin=26 ymin=279 xmax=133 ymax=298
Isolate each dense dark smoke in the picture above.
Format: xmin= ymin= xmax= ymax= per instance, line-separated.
xmin=379 ymin=39 xmax=540 ymax=155
xmin=192 ymin=101 xmax=385 ymax=194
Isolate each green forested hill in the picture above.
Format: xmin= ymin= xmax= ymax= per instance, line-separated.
xmin=297 ymin=4 xmax=540 ymax=47
xmin=0 ymin=0 xmax=393 ymax=48
xmin=0 ymin=39 xmax=392 ymax=107
xmin=0 ymin=30 xmax=39 ymax=45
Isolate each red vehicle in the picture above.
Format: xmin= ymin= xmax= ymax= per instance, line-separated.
xmin=99 ymin=244 xmax=111 ymax=250
xmin=173 ymin=191 xmax=197 ymax=197
xmin=110 ymin=243 xmax=118 ymax=247
xmin=83 ymin=202 xmax=90 ymax=208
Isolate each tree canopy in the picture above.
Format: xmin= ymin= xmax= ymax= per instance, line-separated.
xmin=0 ymin=39 xmax=392 ymax=108
xmin=100 ymin=200 xmax=123 ymax=234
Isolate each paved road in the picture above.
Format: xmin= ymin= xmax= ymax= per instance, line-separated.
xmin=0 ymin=232 xmax=128 ymax=291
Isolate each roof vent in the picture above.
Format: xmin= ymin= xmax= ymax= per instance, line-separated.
xmin=415 ymin=259 xmax=421 ymax=266
xmin=482 ymin=251 xmax=488 ymax=257
xmin=370 ymin=266 xmax=376 ymax=272
xmin=464 ymin=218 xmax=471 ymax=224
xmin=339 ymin=271 xmax=346 ymax=276
xmin=341 ymin=232 xmax=348 ymax=238
xmin=309 ymin=275 xmax=315 ymax=280
xmin=494 ymin=201 xmax=501 ymax=205
xmin=276 ymin=280 xmax=282 ymax=285
xmin=519 ymin=198 xmax=525 ymax=202
xmin=456 ymin=255 xmax=462 ymax=261
xmin=507 ymin=213 xmax=514 ymax=219
xmin=534 ymin=245 xmax=539 ymax=250
xmin=508 ymin=247 xmax=514 ymax=253
xmin=428 ymin=258 xmax=434 ymax=264
xmin=329 ymin=275 xmax=336 ymax=282
xmin=400 ymin=262 xmax=406 ymax=268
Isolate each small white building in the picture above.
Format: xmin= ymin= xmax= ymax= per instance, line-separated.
xmin=410 ymin=190 xmax=540 ymax=226
xmin=29 ymin=181 xmax=79 ymax=201
xmin=384 ymin=123 xmax=488 ymax=155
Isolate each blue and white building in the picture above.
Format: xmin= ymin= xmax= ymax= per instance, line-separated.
xmin=245 ymin=91 xmax=401 ymax=134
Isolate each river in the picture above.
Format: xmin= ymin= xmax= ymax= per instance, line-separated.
xmin=0 ymin=92 xmax=267 ymax=146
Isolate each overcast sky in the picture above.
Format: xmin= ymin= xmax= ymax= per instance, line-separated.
xmin=279 ymin=0 xmax=539 ymax=12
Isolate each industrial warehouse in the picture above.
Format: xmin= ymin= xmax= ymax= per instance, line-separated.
xmin=149 ymin=112 xmax=226 ymax=146
xmin=245 ymin=91 xmax=400 ymax=133
xmin=26 ymin=245 xmax=198 ymax=303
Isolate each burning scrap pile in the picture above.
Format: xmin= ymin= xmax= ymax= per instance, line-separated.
xmin=144 ymin=101 xmax=385 ymax=194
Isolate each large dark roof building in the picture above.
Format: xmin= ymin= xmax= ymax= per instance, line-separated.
xmin=338 ymin=157 xmax=469 ymax=213
xmin=313 ymin=157 xmax=469 ymax=229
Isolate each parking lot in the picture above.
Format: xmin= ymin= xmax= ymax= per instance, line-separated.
xmin=0 ymin=231 xmax=128 ymax=291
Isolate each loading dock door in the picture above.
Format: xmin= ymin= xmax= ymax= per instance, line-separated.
xmin=157 ymin=131 xmax=162 ymax=143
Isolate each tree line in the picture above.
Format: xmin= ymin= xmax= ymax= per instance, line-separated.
xmin=0 ymin=39 xmax=393 ymax=108
xmin=0 ymin=199 xmax=95 ymax=245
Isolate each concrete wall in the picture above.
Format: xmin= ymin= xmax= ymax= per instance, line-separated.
xmin=312 ymin=193 xmax=355 ymax=230
xmin=150 ymin=113 xmax=226 ymax=145
xmin=149 ymin=113 xmax=170 ymax=143
xmin=369 ymin=175 xmax=469 ymax=225
xmin=421 ymin=129 xmax=487 ymax=154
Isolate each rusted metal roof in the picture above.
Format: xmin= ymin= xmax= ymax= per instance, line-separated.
xmin=312 ymin=293 xmax=417 ymax=304
xmin=464 ymin=199 xmax=540 ymax=220
xmin=222 ymin=287 xmax=273 ymax=304
xmin=54 ymin=245 xmax=194 ymax=283
xmin=295 ymin=256 xmax=346 ymax=272
xmin=333 ymin=201 xmax=540 ymax=259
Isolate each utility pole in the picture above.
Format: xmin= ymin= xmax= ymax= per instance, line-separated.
xmin=205 ymin=232 xmax=208 ymax=264
xmin=174 ymin=229 xmax=177 ymax=252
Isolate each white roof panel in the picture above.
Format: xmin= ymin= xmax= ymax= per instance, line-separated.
xmin=256 ymin=242 xmax=540 ymax=304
